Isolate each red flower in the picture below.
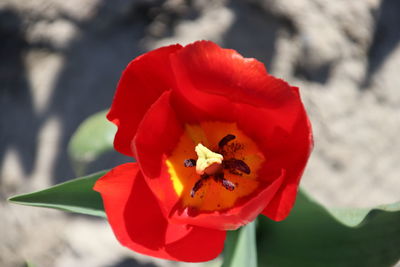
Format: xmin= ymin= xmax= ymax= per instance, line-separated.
xmin=94 ymin=41 xmax=312 ymax=262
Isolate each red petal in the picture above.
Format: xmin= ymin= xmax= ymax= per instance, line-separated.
xmin=169 ymin=41 xmax=313 ymax=222
xmin=132 ymin=91 xmax=184 ymax=215
xmin=261 ymin=109 xmax=313 ymax=221
xmin=170 ymin=40 xmax=296 ymax=109
xmin=94 ymin=163 xmax=226 ymax=262
xmin=108 ymin=44 xmax=182 ymax=156
xmin=170 ymin=169 xmax=286 ymax=230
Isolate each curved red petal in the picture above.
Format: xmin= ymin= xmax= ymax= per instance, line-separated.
xmin=261 ymin=109 xmax=313 ymax=221
xmin=164 ymin=223 xmax=226 ymax=262
xmin=94 ymin=163 xmax=168 ymax=253
xmin=108 ymin=44 xmax=182 ymax=156
xmin=94 ymin=163 xmax=226 ymax=262
xmin=170 ymin=40 xmax=296 ymax=109
xmin=132 ymin=91 xmax=184 ymax=215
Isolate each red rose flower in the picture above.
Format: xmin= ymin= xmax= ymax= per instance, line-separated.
xmin=94 ymin=41 xmax=312 ymax=262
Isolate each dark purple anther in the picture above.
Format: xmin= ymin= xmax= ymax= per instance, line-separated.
xmin=190 ymin=179 xmax=204 ymax=198
xmin=223 ymin=158 xmax=251 ymax=175
xmin=190 ymin=174 xmax=209 ymax=197
xmin=214 ymin=172 xmax=236 ymax=191
xmin=221 ymin=179 xmax=235 ymax=191
xmin=233 ymin=159 xmax=251 ymax=174
xmin=218 ymin=134 xmax=236 ymax=148
xmin=184 ymin=159 xmax=196 ymax=167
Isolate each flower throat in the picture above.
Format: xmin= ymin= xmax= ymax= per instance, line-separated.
xmin=165 ymin=122 xmax=264 ymax=211
xmin=183 ymin=134 xmax=251 ymax=198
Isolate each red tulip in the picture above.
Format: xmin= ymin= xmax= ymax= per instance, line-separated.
xmin=94 ymin=41 xmax=313 ymax=262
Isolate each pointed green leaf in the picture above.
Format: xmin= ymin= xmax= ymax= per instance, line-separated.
xmin=222 ymin=221 xmax=257 ymax=267
xmin=68 ymin=110 xmax=116 ymax=173
xmin=257 ymin=189 xmax=400 ymax=267
xmin=8 ymin=171 xmax=107 ymax=217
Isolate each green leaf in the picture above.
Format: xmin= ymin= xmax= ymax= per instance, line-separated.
xmin=223 ymin=221 xmax=257 ymax=267
xmin=8 ymin=171 xmax=107 ymax=217
xmin=68 ymin=110 xmax=116 ymax=173
xmin=328 ymin=202 xmax=400 ymax=227
xmin=257 ymin=189 xmax=400 ymax=267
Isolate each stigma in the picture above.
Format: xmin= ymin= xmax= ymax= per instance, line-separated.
xmin=195 ymin=143 xmax=223 ymax=175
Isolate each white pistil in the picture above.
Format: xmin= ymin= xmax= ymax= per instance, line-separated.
xmin=195 ymin=143 xmax=223 ymax=175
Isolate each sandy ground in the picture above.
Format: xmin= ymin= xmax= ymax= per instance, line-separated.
xmin=1 ymin=0 xmax=399 ymax=266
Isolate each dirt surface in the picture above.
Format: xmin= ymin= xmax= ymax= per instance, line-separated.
xmin=1 ymin=0 xmax=399 ymax=266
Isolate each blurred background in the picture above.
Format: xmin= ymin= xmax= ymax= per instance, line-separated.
xmin=1 ymin=0 xmax=399 ymax=266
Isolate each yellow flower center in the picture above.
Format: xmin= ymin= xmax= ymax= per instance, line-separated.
xmin=166 ymin=122 xmax=265 ymax=212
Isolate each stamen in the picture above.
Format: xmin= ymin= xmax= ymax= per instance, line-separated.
xmin=233 ymin=159 xmax=251 ymax=174
xmin=214 ymin=172 xmax=236 ymax=191
xmin=221 ymin=179 xmax=236 ymax=191
xmin=218 ymin=134 xmax=236 ymax=148
xmin=183 ymin=159 xmax=196 ymax=167
xmin=223 ymin=158 xmax=251 ymax=175
xmin=190 ymin=174 xmax=209 ymax=198
xmin=188 ymin=135 xmax=250 ymax=198
xmin=190 ymin=179 xmax=204 ymax=198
